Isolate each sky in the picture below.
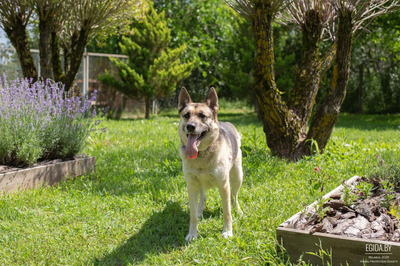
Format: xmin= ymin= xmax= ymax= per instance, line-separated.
xmin=0 ymin=28 xmax=8 ymax=44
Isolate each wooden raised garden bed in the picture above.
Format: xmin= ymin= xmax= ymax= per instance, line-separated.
xmin=0 ymin=156 xmax=95 ymax=193
xmin=277 ymin=176 xmax=400 ymax=266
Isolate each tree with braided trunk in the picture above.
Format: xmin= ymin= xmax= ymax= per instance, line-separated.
xmin=225 ymin=0 xmax=399 ymax=160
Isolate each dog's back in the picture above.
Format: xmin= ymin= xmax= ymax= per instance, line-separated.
xmin=219 ymin=121 xmax=240 ymax=164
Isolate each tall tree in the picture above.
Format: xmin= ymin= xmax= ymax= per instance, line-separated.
xmin=98 ymin=3 xmax=195 ymax=119
xmin=0 ymin=1 xmax=38 ymax=82
xmin=226 ymin=0 xmax=399 ymax=160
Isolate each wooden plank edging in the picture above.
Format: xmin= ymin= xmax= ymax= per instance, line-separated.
xmin=0 ymin=157 xmax=95 ymax=193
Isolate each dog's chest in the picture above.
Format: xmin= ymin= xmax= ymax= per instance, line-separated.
xmin=185 ymin=172 xmax=220 ymax=189
xmin=181 ymin=154 xmax=228 ymax=189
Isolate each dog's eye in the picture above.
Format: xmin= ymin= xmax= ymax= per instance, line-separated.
xmin=199 ymin=113 xmax=206 ymax=119
xmin=183 ymin=113 xmax=190 ymax=119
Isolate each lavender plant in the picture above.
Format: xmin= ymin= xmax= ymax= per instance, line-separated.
xmin=0 ymin=74 xmax=102 ymax=167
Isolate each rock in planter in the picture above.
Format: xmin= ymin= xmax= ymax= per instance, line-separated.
xmin=277 ymin=176 xmax=400 ymax=266
xmin=0 ymin=156 xmax=95 ymax=193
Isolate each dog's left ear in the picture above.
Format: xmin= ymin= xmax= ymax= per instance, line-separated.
xmin=204 ymin=87 xmax=219 ymax=113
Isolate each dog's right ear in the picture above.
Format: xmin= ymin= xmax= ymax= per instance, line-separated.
xmin=178 ymin=87 xmax=192 ymax=113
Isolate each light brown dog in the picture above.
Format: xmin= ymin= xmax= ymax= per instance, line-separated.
xmin=178 ymin=87 xmax=243 ymax=241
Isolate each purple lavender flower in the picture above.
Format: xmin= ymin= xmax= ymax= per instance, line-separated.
xmin=0 ymin=74 xmax=103 ymax=166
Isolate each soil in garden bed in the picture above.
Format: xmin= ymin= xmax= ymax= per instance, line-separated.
xmin=0 ymin=154 xmax=88 ymax=174
xmin=290 ymin=177 xmax=400 ymax=242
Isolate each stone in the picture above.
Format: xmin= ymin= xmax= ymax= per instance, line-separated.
xmin=391 ymin=229 xmax=400 ymax=241
xmin=327 ymin=216 xmax=338 ymax=226
xmin=293 ymin=216 xmax=308 ymax=230
xmin=342 ymin=212 xmax=356 ymax=219
xmin=322 ymin=218 xmax=334 ymax=233
xmin=339 ymin=206 xmax=354 ymax=213
xmin=355 ymin=203 xmax=373 ymax=220
xmin=344 ymin=226 xmax=361 ymax=237
xmin=352 ymin=215 xmax=371 ymax=231
xmin=326 ymin=208 xmax=337 ymax=216
xmin=333 ymin=211 xmax=343 ymax=219
xmin=360 ymin=228 xmax=374 ymax=235
xmin=332 ymin=221 xmax=351 ymax=235
xmin=371 ymin=221 xmax=384 ymax=232
xmin=376 ymin=213 xmax=391 ymax=229
xmin=310 ymin=223 xmax=324 ymax=234
xmin=323 ymin=199 xmax=345 ymax=210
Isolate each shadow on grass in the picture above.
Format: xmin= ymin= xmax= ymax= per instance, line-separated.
xmin=94 ymin=201 xmax=188 ymax=265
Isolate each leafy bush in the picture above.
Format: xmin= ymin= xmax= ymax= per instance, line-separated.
xmin=0 ymin=74 xmax=102 ymax=167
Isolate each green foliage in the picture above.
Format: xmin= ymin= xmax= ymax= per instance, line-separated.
xmin=313 ymin=197 xmax=331 ymax=220
xmin=153 ymin=0 xmax=255 ymax=101
xmin=381 ymin=179 xmax=396 ymax=208
xmin=355 ymin=181 xmax=374 ymax=199
xmin=389 ymin=204 xmax=400 ymax=221
xmin=98 ymin=3 xmax=194 ymax=114
xmin=340 ymin=181 xmax=357 ymax=206
xmin=304 ymin=240 xmax=333 ymax=266
xmin=342 ymin=12 xmax=400 ymax=114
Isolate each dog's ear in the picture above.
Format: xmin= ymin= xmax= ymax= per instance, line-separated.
xmin=204 ymin=87 xmax=219 ymax=113
xmin=178 ymin=87 xmax=192 ymax=113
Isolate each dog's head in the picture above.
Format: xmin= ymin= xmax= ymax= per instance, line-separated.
xmin=178 ymin=87 xmax=219 ymax=159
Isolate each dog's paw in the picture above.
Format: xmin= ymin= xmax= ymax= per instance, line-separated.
xmin=222 ymin=231 xmax=233 ymax=239
xmin=185 ymin=233 xmax=198 ymax=242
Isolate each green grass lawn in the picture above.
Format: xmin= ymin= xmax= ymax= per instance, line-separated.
xmin=0 ymin=110 xmax=399 ymax=265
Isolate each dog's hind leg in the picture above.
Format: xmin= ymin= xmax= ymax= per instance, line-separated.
xmin=230 ymin=149 xmax=243 ymax=215
xmin=197 ymin=188 xmax=206 ymax=218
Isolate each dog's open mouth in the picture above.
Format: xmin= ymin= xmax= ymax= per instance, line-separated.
xmin=185 ymin=131 xmax=207 ymax=159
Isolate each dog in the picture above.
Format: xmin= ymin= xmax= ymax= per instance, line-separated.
xmin=178 ymin=87 xmax=243 ymax=242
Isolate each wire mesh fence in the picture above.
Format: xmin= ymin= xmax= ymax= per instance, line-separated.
xmin=0 ymin=47 xmax=147 ymax=117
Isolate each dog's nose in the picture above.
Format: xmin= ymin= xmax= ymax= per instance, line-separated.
xmin=186 ymin=123 xmax=196 ymax=133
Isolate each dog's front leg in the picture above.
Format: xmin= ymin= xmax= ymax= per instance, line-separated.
xmin=219 ymin=181 xmax=233 ymax=238
xmin=186 ymin=184 xmax=200 ymax=242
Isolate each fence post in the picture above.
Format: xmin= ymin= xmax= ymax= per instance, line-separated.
xmin=83 ymin=47 xmax=89 ymax=99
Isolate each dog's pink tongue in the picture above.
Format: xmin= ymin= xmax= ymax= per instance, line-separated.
xmin=185 ymin=134 xmax=198 ymax=159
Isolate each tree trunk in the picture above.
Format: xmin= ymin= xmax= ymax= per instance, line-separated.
xmin=145 ymin=97 xmax=151 ymax=119
xmin=306 ymin=9 xmax=353 ymax=153
xmin=252 ymin=3 xmax=336 ymax=160
xmin=4 ymin=19 xmax=38 ymax=83
xmin=39 ymin=12 xmax=53 ymax=81
xmin=51 ymin=31 xmax=64 ymax=83
xmin=358 ymin=64 xmax=363 ymax=113
xmin=62 ymin=29 xmax=89 ymax=91
xmin=252 ymin=1 xmax=296 ymax=158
